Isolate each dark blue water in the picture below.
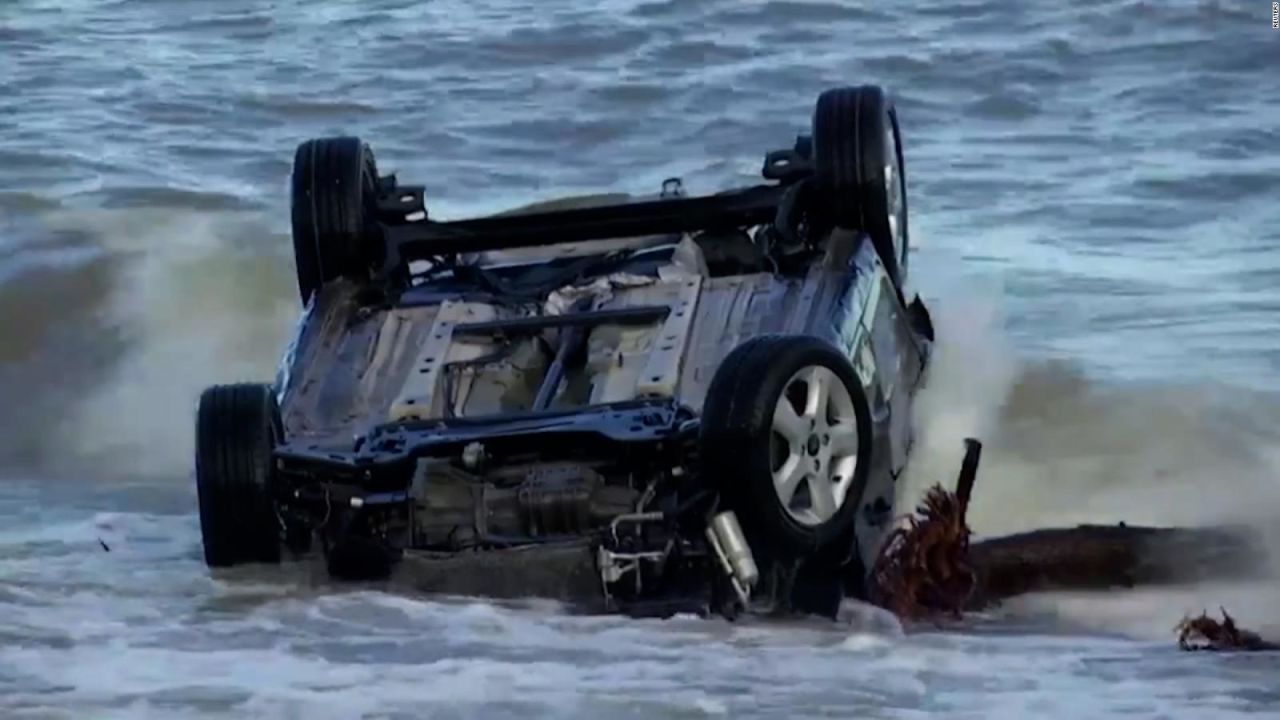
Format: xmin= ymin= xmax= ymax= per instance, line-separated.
xmin=3 ymin=1 xmax=1279 ymax=717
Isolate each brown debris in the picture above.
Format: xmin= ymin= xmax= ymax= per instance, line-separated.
xmin=966 ymin=523 xmax=1263 ymax=609
xmin=865 ymin=437 xmax=1272 ymax=654
xmin=868 ymin=438 xmax=981 ymax=620
xmin=1175 ymin=608 xmax=1279 ymax=652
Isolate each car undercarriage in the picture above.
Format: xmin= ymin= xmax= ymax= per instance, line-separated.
xmin=194 ymin=84 xmax=937 ymax=620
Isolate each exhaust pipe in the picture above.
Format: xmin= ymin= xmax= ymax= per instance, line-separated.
xmin=706 ymin=510 xmax=759 ymax=605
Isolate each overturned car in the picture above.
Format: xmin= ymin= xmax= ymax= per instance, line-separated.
xmin=194 ymin=84 xmax=938 ymax=619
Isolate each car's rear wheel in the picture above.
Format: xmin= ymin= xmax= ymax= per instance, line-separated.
xmin=290 ymin=136 xmax=383 ymax=304
xmin=195 ymin=383 xmax=283 ymax=567
xmin=700 ymin=335 xmax=874 ymax=559
xmin=812 ymin=85 xmax=910 ymax=290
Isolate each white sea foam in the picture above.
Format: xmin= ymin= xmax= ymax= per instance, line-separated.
xmin=4 ymin=0 xmax=1280 ymax=716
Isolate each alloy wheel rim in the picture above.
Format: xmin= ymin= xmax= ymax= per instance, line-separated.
xmin=768 ymin=365 xmax=861 ymax=526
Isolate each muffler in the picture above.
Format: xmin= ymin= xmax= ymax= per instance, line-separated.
xmin=705 ymin=510 xmax=760 ymax=605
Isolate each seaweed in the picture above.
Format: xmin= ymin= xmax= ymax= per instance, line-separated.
xmin=1175 ymin=608 xmax=1278 ymax=652
xmin=867 ymin=438 xmax=980 ymax=620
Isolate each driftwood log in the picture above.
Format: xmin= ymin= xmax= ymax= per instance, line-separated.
xmin=871 ymin=438 xmax=1277 ymax=650
xmin=968 ymin=523 xmax=1263 ymax=608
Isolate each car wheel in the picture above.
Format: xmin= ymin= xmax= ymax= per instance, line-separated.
xmin=290 ymin=136 xmax=382 ymax=304
xmin=194 ymin=383 xmax=283 ymax=567
xmin=700 ymin=335 xmax=874 ymax=558
xmin=812 ymin=85 xmax=910 ymax=290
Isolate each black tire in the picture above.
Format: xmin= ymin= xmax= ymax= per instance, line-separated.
xmin=700 ymin=335 xmax=874 ymax=558
xmin=812 ymin=85 xmax=910 ymax=289
xmin=290 ymin=136 xmax=381 ymax=304
xmin=195 ymin=383 xmax=282 ymax=567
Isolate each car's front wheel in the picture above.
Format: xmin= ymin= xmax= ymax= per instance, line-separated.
xmin=699 ymin=335 xmax=874 ymax=560
xmin=194 ymin=383 xmax=283 ymax=568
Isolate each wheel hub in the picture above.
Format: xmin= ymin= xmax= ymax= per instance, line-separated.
xmin=806 ymin=434 xmax=821 ymax=456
